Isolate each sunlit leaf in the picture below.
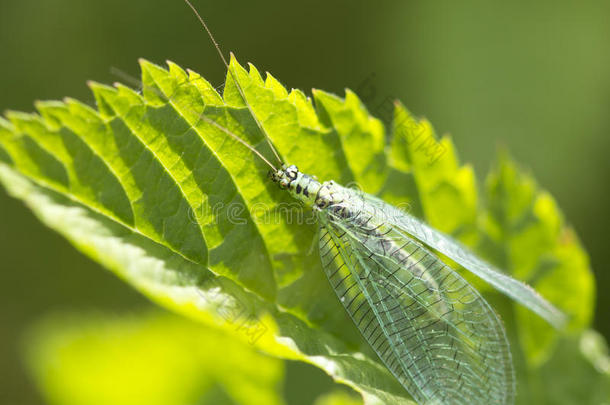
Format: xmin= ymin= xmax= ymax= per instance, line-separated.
xmin=481 ymin=154 xmax=595 ymax=365
xmin=24 ymin=312 xmax=284 ymax=405
xmin=0 ymin=57 xmax=602 ymax=404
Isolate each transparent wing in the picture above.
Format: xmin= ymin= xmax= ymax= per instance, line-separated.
xmin=359 ymin=191 xmax=566 ymax=329
xmin=319 ymin=218 xmax=515 ymax=405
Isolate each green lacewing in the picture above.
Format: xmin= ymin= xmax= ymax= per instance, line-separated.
xmin=182 ymin=1 xmax=566 ymax=403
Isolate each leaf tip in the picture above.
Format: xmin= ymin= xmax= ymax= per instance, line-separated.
xmin=138 ymin=58 xmax=165 ymax=76
xmin=86 ymin=80 xmax=110 ymax=92
xmin=137 ymin=58 xmax=154 ymax=69
xmin=229 ymin=51 xmax=238 ymax=65
xmin=34 ymin=100 xmax=66 ymax=123
xmin=62 ymin=96 xmax=78 ymax=105
xmin=165 ymin=60 xmax=187 ymax=77
xmin=5 ymin=110 xmax=32 ymax=122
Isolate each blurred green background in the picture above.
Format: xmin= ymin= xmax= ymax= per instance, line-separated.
xmin=1 ymin=0 xmax=608 ymax=403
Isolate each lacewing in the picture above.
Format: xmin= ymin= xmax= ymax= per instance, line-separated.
xmin=182 ymin=1 xmax=565 ymax=403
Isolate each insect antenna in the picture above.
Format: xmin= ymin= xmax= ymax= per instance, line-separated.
xmin=201 ymin=111 xmax=278 ymax=171
xmin=183 ymin=0 xmax=284 ymax=167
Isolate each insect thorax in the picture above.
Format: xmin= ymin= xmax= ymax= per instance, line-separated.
xmin=270 ymin=164 xmax=344 ymax=209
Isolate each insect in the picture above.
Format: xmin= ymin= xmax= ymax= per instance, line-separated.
xmin=182 ymin=1 xmax=566 ymax=403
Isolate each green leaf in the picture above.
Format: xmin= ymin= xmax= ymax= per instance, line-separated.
xmin=313 ymin=89 xmax=387 ymax=193
xmin=388 ymin=103 xmax=478 ymax=243
xmin=24 ymin=312 xmax=285 ymax=405
xmin=0 ymin=57 xmax=601 ymax=403
xmin=481 ymin=153 xmax=595 ymax=365
xmin=517 ymin=330 xmax=610 ymax=404
xmin=314 ymin=391 xmax=364 ymax=405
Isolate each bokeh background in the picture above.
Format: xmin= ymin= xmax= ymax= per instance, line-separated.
xmin=1 ymin=0 xmax=608 ymax=403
